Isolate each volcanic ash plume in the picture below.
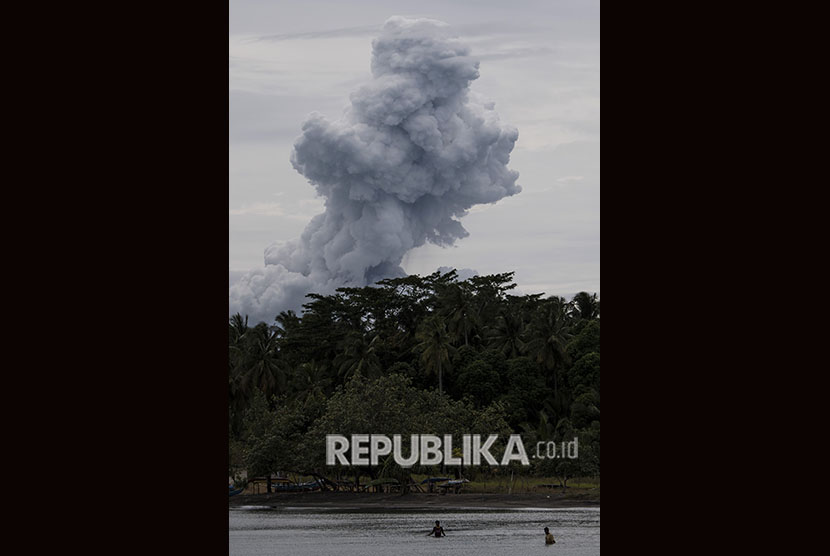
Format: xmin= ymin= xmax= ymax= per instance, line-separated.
xmin=229 ymin=16 xmax=521 ymax=323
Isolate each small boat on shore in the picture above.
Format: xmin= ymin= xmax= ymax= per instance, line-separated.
xmin=437 ymin=479 xmax=470 ymax=493
xmin=420 ymin=477 xmax=450 ymax=484
xmin=438 ymin=479 xmax=470 ymax=486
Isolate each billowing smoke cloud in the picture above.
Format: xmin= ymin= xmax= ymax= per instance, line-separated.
xmin=230 ymin=16 xmax=520 ymax=323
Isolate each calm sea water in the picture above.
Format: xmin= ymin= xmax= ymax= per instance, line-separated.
xmin=229 ymin=506 xmax=600 ymax=555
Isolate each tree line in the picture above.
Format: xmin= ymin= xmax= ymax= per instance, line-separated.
xmin=229 ymin=269 xmax=599 ymax=489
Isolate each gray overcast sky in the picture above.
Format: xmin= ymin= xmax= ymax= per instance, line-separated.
xmin=229 ymin=0 xmax=599 ymax=298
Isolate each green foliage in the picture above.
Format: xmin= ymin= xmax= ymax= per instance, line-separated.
xmin=241 ymin=390 xmax=325 ymax=477
xmin=228 ymin=270 xmax=599 ymax=480
xmin=568 ymin=352 xmax=600 ymax=395
xmin=455 ymin=360 xmax=501 ymax=407
xmin=570 ymin=390 xmax=600 ymax=429
xmin=567 ymin=320 xmax=600 ymax=362
xmin=303 ymin=373 xmax=511 ymax=474
xmin=451 ymin=345 xmax=478 ymax=372
xmin=386 ymin=361 xmax=417 ymax=379
xmin=499 ymin=356 xmax=547 ymax=428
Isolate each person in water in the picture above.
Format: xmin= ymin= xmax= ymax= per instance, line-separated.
xmin=544 ymin=527 xmax=556 ymax=544
xmin=429 ymin=520 xmax=446 ymax=537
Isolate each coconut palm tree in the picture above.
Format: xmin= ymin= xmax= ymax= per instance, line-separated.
xmin=526 ymin=298 xmax=573 ymax=396
xmin=294 ymin=361 xmax=332 ymax=404
xmin=413 ymin=315 xmax=455 ymax=394
xmin=488 ymin=309 xmax=526 ymax=358
xmin=229 ymin=313 xmax=249 ymax=374
xmin=440 ymin=283 xmax=479 ymax=347
xmin=240 ymin=324 xmax=286 ymax=398
xmin=336 ymin=332 xmax=382 ymax=380
xmin=571 ymin=292 xmax=600 ymax=321
xmin=228 ymin=314 xmax=254 ymax=434
xmin=229 ymin=313 xmax=249 ymax=343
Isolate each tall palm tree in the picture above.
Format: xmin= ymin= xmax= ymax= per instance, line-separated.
xmin=527 ymin=298 xmax=573 ymax=395
xmin=440 ymin=283 xmax=479 ymax=347
xmin=488 ymin=309 xmax=526 ymax=358
xmin=571 ymin=292 xmax=600 ymax=320
xmin=240 ymin=324 xmax=286 ymax=398
xmin=228 ymin=314 xmax=253 ymax=434
xmin=336 ymin=332 xmax=382 ymax=380
xmin=229 ymin=313 xmax=249 ymax=344
xmin=229 ymin=313 xmax=249 ymax=372
xmin=413 ymin=315 xmax=455 ymax=394
xmin=294 ymin=361 xmax=332 ymax=404
xmin=273 ymin=310 xmax=299 ymax=338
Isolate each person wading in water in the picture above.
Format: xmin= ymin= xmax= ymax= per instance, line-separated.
xmin=544 ymin=527 xmax=556 ymax=545
xmin=428 ymin=520 xmax=446 ymax=537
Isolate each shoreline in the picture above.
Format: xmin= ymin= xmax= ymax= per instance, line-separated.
xmin=229 ymin=491 xmax=599 ymax=511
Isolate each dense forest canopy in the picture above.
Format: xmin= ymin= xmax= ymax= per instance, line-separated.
xmin=229 ymin=270 xmax=599 ymax=487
